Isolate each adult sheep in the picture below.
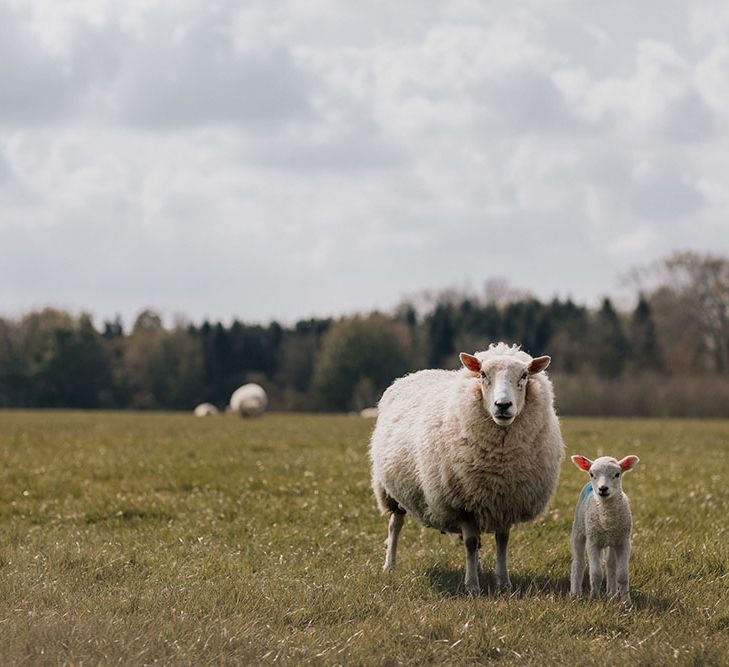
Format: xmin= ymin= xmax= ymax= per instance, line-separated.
xmin=193 ymin=402 xmax=219 ymax=417
xmin=229 ymin=383 xmax=268 ymax=417
xmin=370 ymin=342 xmax=564 ymax=595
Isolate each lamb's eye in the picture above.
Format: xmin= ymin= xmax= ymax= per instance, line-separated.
xmin=614 ymin=472 xmax=620 ymax=478
xmin=589 ymin=472 xmax=594 ymax=478
xmin=520 ymin=373 xmax=528 ymax=381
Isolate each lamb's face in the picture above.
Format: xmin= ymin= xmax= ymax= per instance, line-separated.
xmin=571 ymin=454 xmax=640 ymax=499
xmin=589 ymin=457 xmax=623 ymax=499
xmin=460 ymin=352 xmax=551 ymax=427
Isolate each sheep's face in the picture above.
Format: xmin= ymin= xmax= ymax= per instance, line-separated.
xmin=571 ymin=455 xmax=640 ymax=499
xmin=460 ymin=352 xmax=551 ymax=427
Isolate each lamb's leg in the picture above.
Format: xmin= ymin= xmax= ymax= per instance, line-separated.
xmin=606 ymin=547 xmax=617 ymax=596
xmin=383 ymin=512 xmax=405 ymax=571
xmin=494 ymin=529 xmax=512 ymax=592
xmin=460 ymin=519 xmax=481 ymax=595
xmin=586 ymin=539 xmax=603 ymax=599
xmin=570 ymin=533 xmax=586 ymax=597
xmin=612 ymin=541 xmax=631 ymax=605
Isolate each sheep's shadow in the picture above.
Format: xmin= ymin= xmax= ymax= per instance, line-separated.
xmin=625 ymin=589 xmax=679 ymax=613
xmin=425 ymin=566 xmax=678 ymax=611
xmin=425 ymin=565 xmax=570 ymax=598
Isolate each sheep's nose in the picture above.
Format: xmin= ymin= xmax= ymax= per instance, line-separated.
xmin=494 ymin=400 xmax=512 ymax=411
xmin=598 ymin=486 xmax=609 ymax=495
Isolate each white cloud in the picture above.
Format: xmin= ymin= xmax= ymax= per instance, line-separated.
xmin=0 ymin=0 xmax=728 ymax=324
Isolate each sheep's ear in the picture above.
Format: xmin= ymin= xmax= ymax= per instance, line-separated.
xmin=571 ymin=455 xmax=592 ymax=472
xmin=459 ymin=353 xmax=481 ymax=373
xmin=619 ymin=455 xmax=640 ymax=472
xmin=529 ymin=356 xmax=551 ymax=374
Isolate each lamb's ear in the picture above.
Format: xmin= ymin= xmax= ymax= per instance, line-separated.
xmin=529 ymin=355 xmax=551 ymax=374
xmin=459 ymin=353 xmax=481 ymax=373
xmin=571 ymin=455 xmax=592 ymax=472
xmin=619 ymin=455 xmax=640 ymax=472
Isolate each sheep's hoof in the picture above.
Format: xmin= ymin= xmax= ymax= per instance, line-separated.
xmin=465 ymin=580 xmax=481 ymax=596
xmin=617 ymin=592 xmax=632 ymax=608
xmin=496 ymin=578 xmax=512 ymax=594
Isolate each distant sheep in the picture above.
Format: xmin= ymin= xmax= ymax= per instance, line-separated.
xmin=370 ymin=343 xmax=564 ymax=595
xmin=229 ymin=383 xmax=268 ymax=417
xmin=193 ymin=402 xmax=219 ymax=417
xmin=570 ymin=454 xmax=640 ymax=604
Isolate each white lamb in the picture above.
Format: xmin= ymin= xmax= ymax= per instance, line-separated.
xmin=193 ymin=402 xmax=219 ymax=417
xmin=570 ymin=454 xmax=640 ymax=604
xmin=370 ymin=343 xmax=564 ymax=595
xmin=229 ymin=383 xmax=268 ymax=417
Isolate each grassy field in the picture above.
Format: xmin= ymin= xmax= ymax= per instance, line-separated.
xmin=0 ymin=411 xmax=728 ymax=666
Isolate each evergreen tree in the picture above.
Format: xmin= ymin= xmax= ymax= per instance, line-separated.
xmin=501 ymin=302 xmax=521 ymax=343
xmin=196 ymin=321 xmax=230 ymax=405
xmin=546 ymin=298 xmax=590 ymax=373
xmin=630 ymin=294 xmax=662 ymax=372
xmin=593 ymin=298 xmax=629 ymax=378
xmin=395 ymin=304 xmax=417 ymax=328
xmin=474 ymin=304 xmax=502 ymax=342
xmin=427 ymin=304 xmax=455 ymax=367
xmin=103 ymin=317 xmax=124 ymax=339
xmin=36 ymin=315 xmax=113 ymax=408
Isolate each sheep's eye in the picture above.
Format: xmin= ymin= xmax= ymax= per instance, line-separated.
xmin=614 ymin=472 xmax=620 ymax=478
xmin=520 ymin=372 xmax=528 ymax=381
xmin=589 ymin=472 xmax=594 ymax=478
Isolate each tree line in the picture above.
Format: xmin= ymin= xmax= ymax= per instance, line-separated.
xmin=1 ymin=251 xmax=727 ymax=416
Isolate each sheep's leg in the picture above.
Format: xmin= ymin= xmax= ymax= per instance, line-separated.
xmin=570 ymin=534 xmax=586 ymax=597
xmin=586 ymin=539 xmax=603 ymax=599
xmin=461 ymin=520 xmax=481 ymax=595
xmin=494 ymin=530 xmax=512 ymax=592
xmin=612 ymin=542 xmax=631 ymax=605
xmin=606 ymin=547 xmax=617 ymax=596
xmin=383 ymin=512 xmax=405 ymax=571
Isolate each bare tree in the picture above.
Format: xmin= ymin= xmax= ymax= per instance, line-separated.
xmin=662 ymin=252 xmax=729 ymax=372
xmin=483 ymin=277 xmax=532 ymax=307
xmin=643 ymin=252 xmax=729 ymax=373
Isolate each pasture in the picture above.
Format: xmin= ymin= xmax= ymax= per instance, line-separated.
xmin=0 ymin=411 xmax=727 ymax=665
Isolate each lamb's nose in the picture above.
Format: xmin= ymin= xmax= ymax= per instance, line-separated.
xmin=598 ymin=486 xmax=609 ymax=494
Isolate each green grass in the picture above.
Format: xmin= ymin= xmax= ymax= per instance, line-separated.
xmin=0 ymin=411 xmax=728 ymax=665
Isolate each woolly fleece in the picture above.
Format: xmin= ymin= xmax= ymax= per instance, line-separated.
xmin=370 ymin=344 xmax=564 ymax=535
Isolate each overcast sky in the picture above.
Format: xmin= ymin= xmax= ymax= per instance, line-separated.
xmin=2 ymin=0 xmax=728 ymax=326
